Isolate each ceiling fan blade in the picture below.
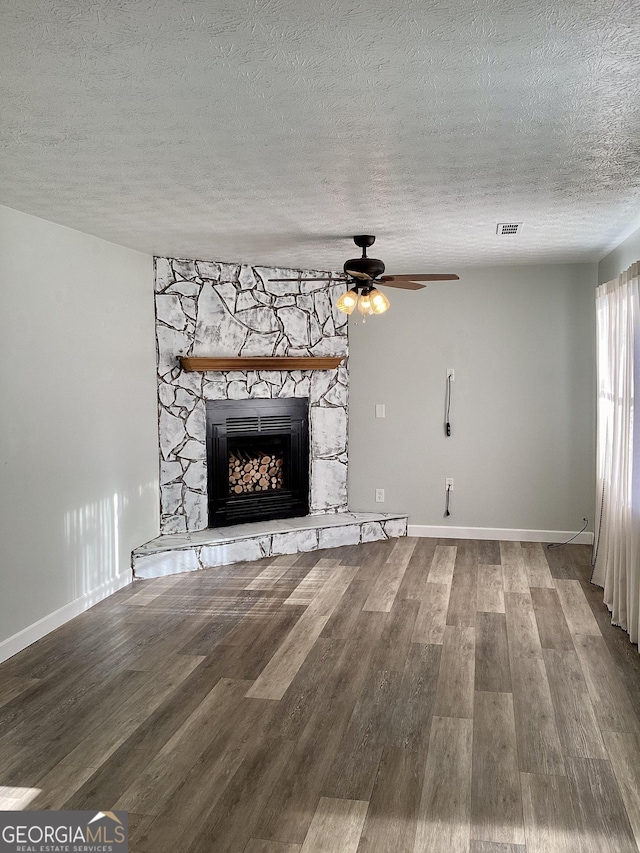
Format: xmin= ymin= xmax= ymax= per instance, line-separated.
xmin=378 ymin=280 xmax=426 ymax=290
xmin=378 ymin=272 xmax=460 ymax=284
xmin=345 ymin=269 xmax=373 ymax=281
xmin=268 ymin=277 xmax=336 ymax=282
xmin=379 ymin=274 xmax=460 ymax=282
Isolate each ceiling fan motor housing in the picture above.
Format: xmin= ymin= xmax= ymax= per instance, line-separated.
xmin=343 ymin=256 xmax=386 ymax=279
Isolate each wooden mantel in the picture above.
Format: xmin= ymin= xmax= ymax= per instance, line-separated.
xmin=179 ymin=356 xmax=344 ymax=372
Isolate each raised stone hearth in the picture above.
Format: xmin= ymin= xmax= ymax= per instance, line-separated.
xmin=133 ymin=513 xmax=408 ymax=579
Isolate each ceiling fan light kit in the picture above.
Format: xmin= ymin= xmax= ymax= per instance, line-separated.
xmin=269 ymin=235 xmax=459 ymax=321
xmin=336 ymin=284 xmax=390 ymax=322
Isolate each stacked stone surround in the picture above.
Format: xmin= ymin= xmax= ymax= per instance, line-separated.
xmin=154 ymin=256 xmax=349 ymax=534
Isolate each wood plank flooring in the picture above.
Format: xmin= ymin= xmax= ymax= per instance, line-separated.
xmin=1 ymin=537 xmax=640 ymax=852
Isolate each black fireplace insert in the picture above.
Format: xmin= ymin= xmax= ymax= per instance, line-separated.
xmin=206 ymin=397 xmax=309 ymax=527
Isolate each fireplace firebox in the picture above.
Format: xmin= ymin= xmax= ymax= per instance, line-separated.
xmin=206 ymin=398 xmax=309 ymax=527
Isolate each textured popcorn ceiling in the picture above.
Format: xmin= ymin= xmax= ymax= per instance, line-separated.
xmin=2 ymin=0 xmax=640 ymax=271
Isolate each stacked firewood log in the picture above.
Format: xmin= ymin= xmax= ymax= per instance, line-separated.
xmin=228 ymin=451 xmax=284 ymax=494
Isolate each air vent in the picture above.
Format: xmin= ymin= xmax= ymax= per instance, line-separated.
xmin=226 ymin=414 xmax=291 ymax=434
xmin=259 ymin=415 xmax=292 ymax=432
xmin=496 ymin=222 xmax=522 ymax=236
xmin=226 ymin=416 xmax=260 ymax=434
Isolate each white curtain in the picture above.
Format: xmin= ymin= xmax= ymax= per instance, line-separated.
xmin=592 ymin=261 xmax=640 ymax=646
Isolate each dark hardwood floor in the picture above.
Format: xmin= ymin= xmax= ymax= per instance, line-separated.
xmin=1 ymin=537 xmax=640 ymax=852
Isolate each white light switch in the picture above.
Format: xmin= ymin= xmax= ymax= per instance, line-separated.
xmin=375 ymin=404 xmax=386 ymax=418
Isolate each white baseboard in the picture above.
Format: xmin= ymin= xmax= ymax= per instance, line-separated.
xmin=0 ymin=572 xmax=133 ymax=665
xmin=407 ymin=524 xmax=594 ymax=545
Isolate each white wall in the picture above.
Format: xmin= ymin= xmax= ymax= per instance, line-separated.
xmin=0 ymin=206 xmax=159 ymax=659
xmin=347 ymin=262 xmax=597 ymax=534
xmin=599 ymin=223 xmax=640 ymax=283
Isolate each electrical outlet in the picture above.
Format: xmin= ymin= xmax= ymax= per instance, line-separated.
xmin=375 ymin=488 xmax=385 ymax=503
xmin=375 ymin=404 xmax=386 ymax=418
xmin=447 ymin=368 xmax=455 ymax=380
xmin=445 ymin=478 xmax=454 ymax=490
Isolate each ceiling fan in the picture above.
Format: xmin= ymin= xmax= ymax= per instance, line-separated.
xmin=269 ymin=235 xmax=459 ymax=320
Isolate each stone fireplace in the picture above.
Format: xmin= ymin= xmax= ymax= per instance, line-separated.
xmin=131 ymin=255 xmax=408 ymax=579
xmin=154 ymin=256 xmax=349 ymax=534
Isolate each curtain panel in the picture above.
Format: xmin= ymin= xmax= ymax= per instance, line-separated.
xmin=592 ymin=261 xmax=640 ymax=646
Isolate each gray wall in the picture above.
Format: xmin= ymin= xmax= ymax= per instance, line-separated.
xmin=598 ymin=223 xmax=640 ymax=283
xmin=0 ymin=206 xmax=159 ymax=652
xmin=348 ymin=262 xmax=597 ymax=532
